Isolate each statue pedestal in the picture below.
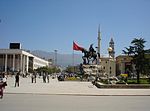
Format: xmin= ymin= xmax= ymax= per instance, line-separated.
xmin=82 ymin=64 xmax=103 ymax=76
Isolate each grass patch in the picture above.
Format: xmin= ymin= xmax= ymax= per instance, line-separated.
xmin=65 ymin=77 xmax=80 ymax=81
xmin=127 ymin=78 xmax=150 ymax=84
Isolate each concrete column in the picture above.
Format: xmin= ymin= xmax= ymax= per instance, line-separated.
xmin=4 ymin=54 xmax=7 ymax=72
xmin=2 ymin=55 xmax=5 ymax=69
xmin=22 ymin=55 xmax=25 ymax=74
xmin=12 ymin=54 xmax=15 ymax=71
xmin=20 ymin=54 xmax=23 ymax=72
xmin=16 ymin=55 xmax=19 ymax=71
xmin=26 ymin=56 xmax=29 ymax=73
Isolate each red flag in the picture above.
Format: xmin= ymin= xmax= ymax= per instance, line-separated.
xmin=73 ymin=41 xmax=84 ymax=51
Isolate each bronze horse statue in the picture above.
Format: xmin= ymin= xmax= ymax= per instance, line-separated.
xmin=81 ymin=44 xmax=98 ymax=64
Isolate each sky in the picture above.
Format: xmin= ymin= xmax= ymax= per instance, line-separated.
xmin=0 ymin=0 xmax=150 ymax=56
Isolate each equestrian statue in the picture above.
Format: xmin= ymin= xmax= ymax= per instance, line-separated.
xmin=73 ymin=42 xmax=100 ymax=65
xmin=82 ymin=44 xmax=99 ymax=65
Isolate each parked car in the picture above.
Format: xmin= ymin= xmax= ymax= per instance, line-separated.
xmin=57 ymin=74 xmax=65 ymax=81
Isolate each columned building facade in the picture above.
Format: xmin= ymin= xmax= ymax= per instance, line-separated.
xmin=0 ymin=49 xmax=51 ymax=74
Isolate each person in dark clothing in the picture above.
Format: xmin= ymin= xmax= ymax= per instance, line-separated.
xmin=89 ymin=44 xmax=95 ymax=53
xmin=31 ymin=73 xmax=34 ymax=83
xmin=31 ymin=72 xmax=37 ymax=83
xmin=46 ymin=73 xmax=49 ymax=83
xmin=15 ymin=73 xmax=19 ymax=87
xmin=43 ymin=73 xmax=46 ymax=83
xmin=34 ymin=72 xmax=37 ymax=83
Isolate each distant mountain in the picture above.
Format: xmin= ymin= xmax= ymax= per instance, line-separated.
xmin=31 ymin=50 xmax=82 ymax=67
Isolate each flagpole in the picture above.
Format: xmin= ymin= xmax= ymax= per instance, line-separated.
xmin=72 ymin=41 xmax=84 ymax=74
xmin=72 ymin=47 xmax=75 ymax=74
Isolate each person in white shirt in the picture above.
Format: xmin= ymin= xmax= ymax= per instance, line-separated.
xmin=3 ymin=75 xmax=7 ymax=88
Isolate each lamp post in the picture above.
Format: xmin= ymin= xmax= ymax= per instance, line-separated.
xmin=54 ymin=50 xmax=57 ymax=66
xmin=95 ymin=46 xmax=100 ymax=65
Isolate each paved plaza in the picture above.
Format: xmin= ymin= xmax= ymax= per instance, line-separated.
xmin=2 ymin=76 xmax=150 ymax=96
xmin=1 ymin=94 xmax=150 ymax=111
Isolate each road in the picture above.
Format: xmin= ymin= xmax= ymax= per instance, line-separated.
xmin=0 ymin=94 xmax=150 ymax=111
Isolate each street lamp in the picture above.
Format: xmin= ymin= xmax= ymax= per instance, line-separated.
xmin=54 ymin=50 xmax=57 ymax=66
xmin=95 ymin=46 xmax=100 ymax=65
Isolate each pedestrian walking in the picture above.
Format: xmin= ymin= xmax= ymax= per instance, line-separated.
xmin=31 ymin=73 xmax=34 ymax=83
xmin=15 ymin=72 xmax=20 ymax=87
xmin=46 ymin=73 xmax=49 ymax=83
xmin=43 ymin=73 xmax=46 ymax=83
xmin=31 ymin=72 xmax=37 ymax=83
xmin=0 ymin=83 xmax=4 ymax=99
xmin=34 ymin=72 xmax=37 ymax=83
xmin=2 ymin=75 xmax=7 ymax=89
xmin=0 ymin=74 xmax=6 ymax=99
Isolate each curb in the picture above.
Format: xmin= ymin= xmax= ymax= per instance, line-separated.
xmin=4 ymin=92 xmax=150 ymax=96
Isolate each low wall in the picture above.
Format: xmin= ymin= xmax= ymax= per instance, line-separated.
xmin=95 ymin=82 xmax=150 ymax=89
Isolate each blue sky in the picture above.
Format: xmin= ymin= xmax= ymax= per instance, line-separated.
xmin=0 ymin=0 xmax=150 ymax=56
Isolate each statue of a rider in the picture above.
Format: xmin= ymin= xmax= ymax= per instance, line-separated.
xmin=82 ymin=44 xmax=98 ymax=64
xmin=89 ymin=44 xmax=95 ymax=55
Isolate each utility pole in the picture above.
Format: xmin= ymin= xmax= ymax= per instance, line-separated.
xmin=54 ymin=50 xmax=57 ymax=66
xmin=97 ymin=24 xmax=101 ymax=55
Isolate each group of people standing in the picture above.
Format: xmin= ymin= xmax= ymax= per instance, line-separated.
xmin=31 ymin=72 xmax=50 ymax=83
xmin=0 ymin=72 xmax=20 ymax=88
xmin=0 ymin=73 xmax=7 ymax=88
xmin=2 ymin=71 xmax=52 ymax=88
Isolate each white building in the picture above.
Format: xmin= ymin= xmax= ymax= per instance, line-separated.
xmin=0 ymin=49 xmax=52 ymax=74
xmin=100 ymin=56 xmax=116 ymax=77
xmin=98 ymin=38 xmax=116 ymax=77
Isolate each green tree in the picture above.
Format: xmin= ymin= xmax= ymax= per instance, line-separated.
xmin=65 ymin=66 xmax=74 ymax=73
xmin=65 ymin=65 xmax=80 ymax=74
xmin=35 ymin=66 xmax=61 ymax=74
xmin=144 ymin=50 xmax=150 ymax=78
xmin=123 ymin=38 xmax=149 ymax=83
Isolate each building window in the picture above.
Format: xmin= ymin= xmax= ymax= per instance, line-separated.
xmin=106 ymin=61 xmax=107 ymax=63
xmin=103 ymin=67 xmax=105 ymax=69
xmin=110 ymin=67 xmax=111 ymax=69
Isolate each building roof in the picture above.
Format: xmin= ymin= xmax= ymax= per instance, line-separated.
xmin=0 ymin=49 xmax=49 ymax=63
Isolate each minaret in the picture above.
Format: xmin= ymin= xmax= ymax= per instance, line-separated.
xmin=109 ymin=38 xmax=115 ymax=58
xmin=97 ymin=24 xmax=101 ymax=55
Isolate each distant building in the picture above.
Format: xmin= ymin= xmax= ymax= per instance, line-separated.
xmin=100 ymin=56 xmax=116 ymax=77
xmin=116 ymin=54 xmax=150 ymax=76
xmin=116 ymin=55 xmax=134 ymax=76
xmin=0 ymin=43 xmax=52 ymax=74
xmin=95 ymin=25 xmax=116 ymax=77
xmin=101 ymin=38 xmax=116 ymax=77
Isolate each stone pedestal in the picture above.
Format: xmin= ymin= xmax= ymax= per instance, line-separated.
xmin=82 ymin=64 xmax=103 ymax=76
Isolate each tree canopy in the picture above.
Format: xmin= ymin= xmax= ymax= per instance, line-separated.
xmin=122 ymin=38 xmax=150 ymax=83
xmin=35 ymin=66 xmax=61 ymax=74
